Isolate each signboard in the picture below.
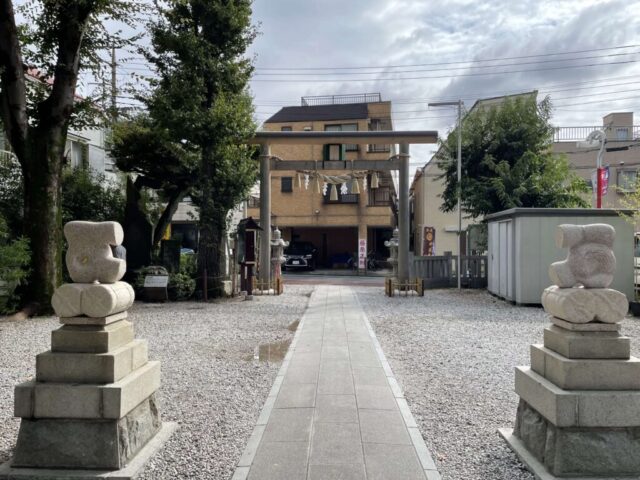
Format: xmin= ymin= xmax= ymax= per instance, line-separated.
xmin=422 ymin=226 xmax=436 ymax=256
xmin=144 ymin=275 xmax=169 ymax=288
xmin=358 ymin=238 xmax=367 ymax=269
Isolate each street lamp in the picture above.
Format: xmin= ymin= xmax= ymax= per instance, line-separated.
xmin=429 ymin=100 xmax=463 ymax=289
xmin=577 ymin=130 xmax=606 ymax=208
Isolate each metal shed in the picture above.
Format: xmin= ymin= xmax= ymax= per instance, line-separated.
xmin=486 ymin=208 xmax=634 ymax=304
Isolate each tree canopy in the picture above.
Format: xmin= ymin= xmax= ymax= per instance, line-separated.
xmin=436 ymin=96 xmax=588 ymax=219
xmin=142 ymin=0 xmax=258 ymax=296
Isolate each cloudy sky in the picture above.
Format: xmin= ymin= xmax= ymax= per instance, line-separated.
xmin=247 ymin=0 xmax=640 ymax=164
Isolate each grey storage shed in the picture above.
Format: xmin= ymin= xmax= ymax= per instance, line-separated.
xmin=486 ymin=208 xmax=634 ymax=304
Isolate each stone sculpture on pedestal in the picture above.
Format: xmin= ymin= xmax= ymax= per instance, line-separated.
xmin=0 ymin=221 xmax=175 ymax=479
xmin=500 ymin=223 xmax=640 ymax=479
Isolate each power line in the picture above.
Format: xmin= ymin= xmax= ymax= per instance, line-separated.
xmin=253 ymin=51 xmax=640 ymax=76
xmin=254 ymin=44 xmax=640 ymax=71
xmin=250 ymin=58 xmax=640 ymax=83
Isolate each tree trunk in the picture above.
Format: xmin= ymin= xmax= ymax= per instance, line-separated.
xmin=122 ymin=176 xmax=153 ymax=271
xmin=197 ymin=146 xmax=227 ymax=298
xmin=22 ymin=127 xmax=65 ymax=313
xmin=153 ymin=188 xmax=188 ymax=247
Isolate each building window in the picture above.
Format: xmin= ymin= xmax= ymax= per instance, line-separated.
xmin=281 ymin=126 xmax=292 ymax=132
xmin=616 ymin=128 xmax=629 ymax=141
xmin=247 ymin=196 xmax=260 ymax=208
xmin=325 ymin=123 xmax=358 ymax=152
xmin=281 ymin=176 xmax=293 ymax=193
xmin=323 ymin=144 xmax=345 ymax=162
xmin=65 ymin=139 xmax=89 ymax=169
xmin=618 ymin=169 xmax=638 ymax=192
xmin=368 ymin=118 xmax=391 ymax=152
xmin=368 ymin=186 xmax=391 ymax=206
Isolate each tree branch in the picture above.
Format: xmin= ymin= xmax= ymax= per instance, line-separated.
xmin=153 ymin=187 xmax=188 ymax=247
xmin=0 ymin=0 xmax=27 ymax=162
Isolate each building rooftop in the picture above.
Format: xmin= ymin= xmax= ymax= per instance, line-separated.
xmin=264 ymin=103 xmax=371 ymax=124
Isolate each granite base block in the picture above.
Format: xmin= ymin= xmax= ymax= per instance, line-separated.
xmin=12 ymin=395 xmax=160 ymax=470
xmin=513 ymin=399 xmax=640 ymax=478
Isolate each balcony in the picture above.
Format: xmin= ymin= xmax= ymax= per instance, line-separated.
xmin=368 ymin=187 xmax=391 ymax=207
xmin=323 ymin=191 xmax=359 ymax=205
xmin=553 ymin=125 xmax=640 ymax=142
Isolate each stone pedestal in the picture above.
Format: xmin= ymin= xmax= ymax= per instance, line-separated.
xmin=7 ymin=311 xmax=168 ymax=472
xmin=1 ymin=221 xmax=174 ymax=479
xmin=501 ymin=319 xmax=640 ymax=478
xmin=502 ymin=223 xmax=639 ymax=479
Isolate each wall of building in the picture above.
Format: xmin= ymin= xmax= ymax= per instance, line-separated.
xmin=248 ymin=102 xmax=396 ymax=246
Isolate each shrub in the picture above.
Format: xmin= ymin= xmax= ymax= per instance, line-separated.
xmin=180 ymin=253 xmax=197 ymax=276
xmin=168 ymin=272 xmax=195 ymax=301
xmin=0 ymin=217 xmax=30 ymax=314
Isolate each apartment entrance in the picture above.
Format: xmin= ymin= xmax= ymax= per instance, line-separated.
xmin=287 ymin=227 xmax=358 ymax=269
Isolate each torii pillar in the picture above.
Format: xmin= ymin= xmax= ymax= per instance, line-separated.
xmin=259 ymin=143 xmax=271 ymax=285
xmin=398 ymin=143 xmax=410 ymax=283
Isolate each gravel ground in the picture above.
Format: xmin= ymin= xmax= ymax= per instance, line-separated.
xmin=357 ymin=287 xmax=640 ymax=480
xmin=0 ymin=285 xmax=313 ymax=480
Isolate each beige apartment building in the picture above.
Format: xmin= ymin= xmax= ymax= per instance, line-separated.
xmin=247 ymin=93 xmax=396 ymax=268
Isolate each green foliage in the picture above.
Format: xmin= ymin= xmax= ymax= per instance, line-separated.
xmin=17 ymin=0 xmax=147 ymax=128
xmin=180 ymin=253 xmax=197 ymax=277
xmin=61 ymin=168 xmax=126 ymax=225
xmin=0 ymin=216 xmax=30 ymax=314
xmin=437 ymin=96 xmax=589 ymax=218
xmin=617 ymin=177 xmax=640 ymax=226
xmin=0 ymin=152 xmax=24 ymax=238
xmin=168 ymin=272 xmax=195 ymax=301
xmin=0 ymin=153 xmax=125 ymax=232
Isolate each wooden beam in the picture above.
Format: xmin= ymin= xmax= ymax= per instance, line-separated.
xmin=251 ymin=130 xmax=438 ymax=146
xmin=270 ymin=159 xmax=401 ymax=171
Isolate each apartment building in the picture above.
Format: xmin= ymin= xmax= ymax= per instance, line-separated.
xmin=247 ymin=93 xmax=396 ymax=268
xmin=553 ymin=112 xmax=640 ymax=213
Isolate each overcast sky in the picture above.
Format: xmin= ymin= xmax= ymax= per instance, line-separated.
xmin=247 ymin=0 xmax=640 ymax=164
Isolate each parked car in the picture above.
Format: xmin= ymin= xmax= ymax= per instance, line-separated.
xmin=283 ymin=241 xmax=318 ymax=271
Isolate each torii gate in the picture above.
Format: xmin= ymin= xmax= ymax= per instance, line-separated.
xmin=250 ymin=130 xmax=438 ymax=288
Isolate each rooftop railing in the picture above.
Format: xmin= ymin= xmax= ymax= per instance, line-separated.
xmin=301 ymin=93 xmax=382 ymax=106
xmin=553 ymin=125 xmax=640 ymax=142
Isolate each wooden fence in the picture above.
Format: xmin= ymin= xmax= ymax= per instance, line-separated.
xmin=412 ymin=255 xmax=488 ymax=289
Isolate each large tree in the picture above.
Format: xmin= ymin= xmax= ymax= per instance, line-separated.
xmin=110 ymin=115 xmax=199 ymax=249
xmin=0 ymin=0 xmax=140 ymax=312
xmin=144 ymin=0 xmax=258 ymax=297
xmin=437 ymin=96 xmax=588 ymax=219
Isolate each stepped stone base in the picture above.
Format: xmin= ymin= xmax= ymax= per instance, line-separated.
xmin=12 ymin=395 xmax=160 ymax=470
xmin=0 ymin=421 xmax=177 ymax=480
xmin=510 ymin=399 xmax=640 ymax=478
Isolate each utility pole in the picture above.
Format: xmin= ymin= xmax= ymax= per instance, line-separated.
xmin=111 ymin=46 xmax=118 ymax=122
xmin=429 ymin=100 xmax=464 ymax=289
xmin=577 ymin=130 xmax=606 ymax=208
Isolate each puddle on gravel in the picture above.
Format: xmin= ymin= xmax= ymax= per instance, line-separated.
xmin=245 ymin=339 xmax=292 ymax=363
xmin=287 ymin=319 xmax=300 ymax=332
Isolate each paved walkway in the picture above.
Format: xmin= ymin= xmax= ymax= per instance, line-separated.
xmin=233 ymin=285 xmax=441 ymax=480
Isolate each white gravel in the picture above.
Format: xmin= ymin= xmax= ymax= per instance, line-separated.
xmin=356 ymin=287 xmax=640 ymax=480
xmin=0 ymin=285 xmax=312 ymax=479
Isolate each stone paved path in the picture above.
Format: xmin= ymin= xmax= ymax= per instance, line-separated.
xmin=232 ymin=285 xmax=441 ymax=480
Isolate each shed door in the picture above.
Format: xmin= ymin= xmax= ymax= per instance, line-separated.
xmin=498 ymin=220 xmax=511 ymax=299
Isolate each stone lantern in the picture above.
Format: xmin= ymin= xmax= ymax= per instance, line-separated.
xmin=384 ymin=227 xmax=399 ymax=279
xmin=270 ymin=227 xmax=289 ymax=281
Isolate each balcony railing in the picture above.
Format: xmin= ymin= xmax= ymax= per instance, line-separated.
xmin=323 ymin=193 xmax=359 ymax=204
xmin=301 ymin=93 xmax=382 ymax=106
xmin=368 ymin=187 xmax=391 ymax=206
xmin=553 ymin=125 xmax=640 ymax=142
